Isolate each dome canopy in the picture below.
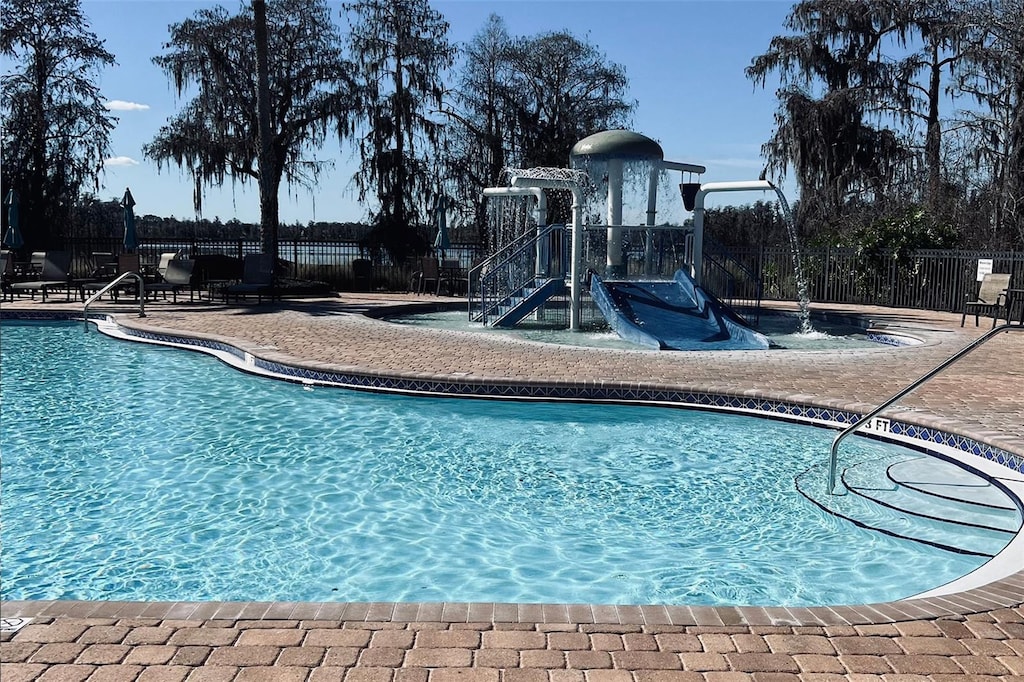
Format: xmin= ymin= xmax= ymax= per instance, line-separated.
xmin=570 ymin=130 xmax=664 ymax=162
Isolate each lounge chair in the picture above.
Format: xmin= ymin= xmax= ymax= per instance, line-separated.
xmin=223 ymin=253 xmax=277 ymax=303
xmin=7 ymin=251 xmax=72 ymax=302
xmin=961 ymin=272 xmax=1011 ymax=327
xmin=191 ymin=253 xmax=243 ymax=301
xmin=147 ymin=257 xmax=195 ymax=302
xmin=154 ymin=252 xmax=176 ymax=279
xmin=0 ymin=250 xmax=13 ymax=299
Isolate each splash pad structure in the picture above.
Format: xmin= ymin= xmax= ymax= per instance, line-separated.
xmin=473 ymin=130 xmax=796 ymax=350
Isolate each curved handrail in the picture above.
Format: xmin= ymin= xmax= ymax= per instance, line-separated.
xmin=82 ymin=272 xmax=146 ymax=331
xmin=828 ymin=323 xmax=1023 ymax=494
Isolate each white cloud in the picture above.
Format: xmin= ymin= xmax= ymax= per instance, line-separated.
xmin=104 ymin=156 xmax=140 ymax=167
xmin=105 ymin=100 xmax=150 ymax=111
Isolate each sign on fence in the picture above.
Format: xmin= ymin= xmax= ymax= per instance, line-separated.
xmin=977 ymin=258 xmax=994 ymax=282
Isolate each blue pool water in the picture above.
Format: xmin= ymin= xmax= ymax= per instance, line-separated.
xmin=0 ymin=321 xmax=986 ymax=605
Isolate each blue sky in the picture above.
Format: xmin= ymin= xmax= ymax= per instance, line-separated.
xmin=79 ymin=0 xmax=794 ymax=224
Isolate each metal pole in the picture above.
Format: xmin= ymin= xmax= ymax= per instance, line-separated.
xmin=644 ymin=167 xmax=659 ymax=276
xmin=688 ymin=180 xmax=776 ymax=287
xmin=606 ymin=159 xmax=623 ymax=277
xmin=828 ymin=324 xmax=1024 ymax=494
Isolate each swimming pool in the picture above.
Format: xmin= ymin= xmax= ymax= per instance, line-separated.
xmin=0 ymin=320 xmax=1010 ymax=606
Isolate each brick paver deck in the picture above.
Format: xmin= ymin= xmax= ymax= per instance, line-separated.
xmin=2 ymin=293 xmax=1022 ymax=681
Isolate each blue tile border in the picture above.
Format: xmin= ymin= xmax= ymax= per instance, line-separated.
xmin=866 ymin=330 xmax=924 ymax=347
xmin=0 ymin=309 xmax=83 ymax=321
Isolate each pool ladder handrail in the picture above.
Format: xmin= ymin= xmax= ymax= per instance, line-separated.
xmin=828 ymin=322 xmax=1024 ymax=495
xmin=82 ymin=271 xmax=146 ymax=331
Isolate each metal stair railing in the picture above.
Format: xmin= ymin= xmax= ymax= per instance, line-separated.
xmin=82 ymin=272 xmax=146 ymax=331
xmin=828 ymin=323 xmax=1024 ymax=494
xmin=702 ymin=235 xmax=763 ymax=326
xmin=469 ymin=224 xmax=565 ymax=324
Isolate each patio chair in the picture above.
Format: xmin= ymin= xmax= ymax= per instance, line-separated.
xmin=224 ymin=253 xmax=277 ymax=303
xmin=409 ymin=256 xmax=441 ymax=295
xmin=961 ymin=272 xmax=1011 ymax=327
xmin=147 ymin=257 xmax=196 ymax=302
xmin=80 ymin=253 xmax=142 ymax=301
xmin=352 ymin=258 xmax=373 ymax=292
xmin=460 ymin=257 xmax=486 ymax=299
xmin=7 ymin=250 xmax=72 ymax=302
xmin=89 ymin=252 xmax=117 ymax=279
xmin=439 ymin=259 xmax=463 ymax=296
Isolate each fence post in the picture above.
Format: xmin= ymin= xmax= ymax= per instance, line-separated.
xmin=889 ymin=253 xmax=897 ymax=307
xmin=823 ymin=245 xmax=831 ymax=302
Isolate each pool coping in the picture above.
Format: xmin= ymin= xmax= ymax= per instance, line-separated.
xmin=2 ymin=307 xmax=1022 ymax=626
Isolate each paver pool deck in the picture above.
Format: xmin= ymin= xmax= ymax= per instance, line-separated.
xmin=2 ymin=293 xmax=1022 ymax=681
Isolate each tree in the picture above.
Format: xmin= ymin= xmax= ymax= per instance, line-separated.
xmin=886 ymin=0 xmax=970 ymax=213
xmin=704 ymin=201 xmax=790 ymax=250
xmin=344 ymin=0 xmax=456 ymax=261
xmin=253 ymin=0 xmax=276 ymax=261
xmin=0 ymin=0 xmax=115 ymax=251
xmin=440 ymin=14 xmax=516 ymax=236
xmin=748 ymin=1 xmax=1006 ymax=245
xmin=747 ymin=0 xmax=916 ymax=234
xmin=440 ymin=20 xmax=634 ymax=233
xmin=144 ymin=0 xmax=357 ymax=262
xmin=956 ymin=0 xmax=1024 ymax=248
xmin=504 ymin=30 xmax=634 ymax=169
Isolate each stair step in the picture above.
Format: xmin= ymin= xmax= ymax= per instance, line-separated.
xmin=888 ymin=457 xmax=1018 ymax=510
xmin=795 ymin=458 xmax=1019 ymax=557
xmin=492 ymin=279 xmax=567 ymax=327
xmin=844 ymin=457 xmax=1020 ymax=534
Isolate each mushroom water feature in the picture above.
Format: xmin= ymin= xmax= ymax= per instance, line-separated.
xmin=474 ymin=129 xmax=803 ymax=350
xmin=569 ymin=129 xmax=669 ymax=279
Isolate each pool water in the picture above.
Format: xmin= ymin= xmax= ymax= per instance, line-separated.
xmin=388 ymin=309 xmax=879 ymax=351
xmin=0 ymin=321 xmax=986 ymax=605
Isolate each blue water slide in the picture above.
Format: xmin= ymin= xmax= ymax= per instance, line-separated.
xmin=589 ymin=270 xmax=770 ymax=351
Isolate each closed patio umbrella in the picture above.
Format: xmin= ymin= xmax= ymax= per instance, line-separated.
xmin=3 ymin=188 xmax=23 ymax=249
xmin=121 ymin=187 xmax=138 ymax=251
xmin=432 ymin=195 xmax=450 ymax=258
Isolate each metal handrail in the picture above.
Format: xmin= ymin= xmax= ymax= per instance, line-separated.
xmin=828 ymin=323 xmax=1023 ymax=494
xmin=470 ymin=223 xmax=564 ymax=324
xmin=82 ymin=272 xmax=146 ymax=331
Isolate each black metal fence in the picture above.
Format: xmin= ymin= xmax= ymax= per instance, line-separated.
xmin=721 ymin=246 xmax=1024 ymax=313
xmin=63 ymin=237 xmax=486 ymax=293
xmin=61 ymin=237 xmax=1023 ymax=313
